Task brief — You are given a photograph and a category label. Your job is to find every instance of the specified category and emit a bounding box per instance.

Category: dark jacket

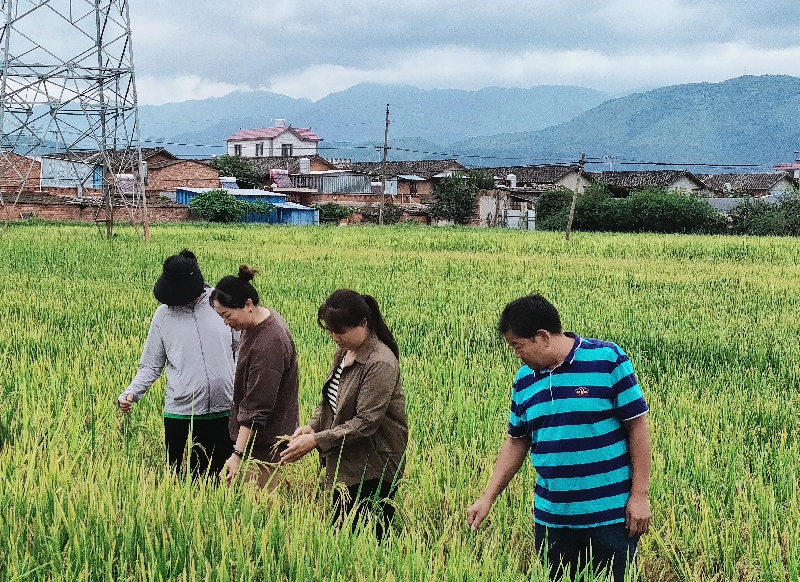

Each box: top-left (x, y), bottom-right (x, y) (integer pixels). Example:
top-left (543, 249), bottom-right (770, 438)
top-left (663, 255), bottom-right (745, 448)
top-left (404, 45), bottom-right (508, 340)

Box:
top-left (309, 333), bottom-right (408, 488)
top-left (231, 310), bottom-right (299, 462)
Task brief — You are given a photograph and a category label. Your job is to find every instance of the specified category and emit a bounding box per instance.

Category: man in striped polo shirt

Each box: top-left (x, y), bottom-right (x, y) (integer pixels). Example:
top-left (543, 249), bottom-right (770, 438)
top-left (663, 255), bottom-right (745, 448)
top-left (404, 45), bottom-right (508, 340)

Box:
top-left (467, 294), bottom-right (652, 582)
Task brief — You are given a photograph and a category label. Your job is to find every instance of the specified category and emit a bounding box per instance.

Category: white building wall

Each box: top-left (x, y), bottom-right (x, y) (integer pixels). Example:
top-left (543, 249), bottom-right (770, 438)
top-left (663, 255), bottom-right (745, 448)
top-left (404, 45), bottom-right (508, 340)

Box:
top-left (227, 132), bottom-right (318, 157)
top-left (769, 178), bottom-right (796, 195)
top-left (669, 176), bottom-right (702, 193)
top-left (555, 171), bottom-right (592, 193)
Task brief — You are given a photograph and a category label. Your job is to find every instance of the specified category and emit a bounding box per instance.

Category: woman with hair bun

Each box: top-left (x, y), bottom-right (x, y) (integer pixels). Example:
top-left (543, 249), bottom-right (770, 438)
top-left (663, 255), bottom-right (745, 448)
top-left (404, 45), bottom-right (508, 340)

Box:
top-left (281, 289), bottom-right (408, 540)
top-left (211, 265), bottom-right (299, 490)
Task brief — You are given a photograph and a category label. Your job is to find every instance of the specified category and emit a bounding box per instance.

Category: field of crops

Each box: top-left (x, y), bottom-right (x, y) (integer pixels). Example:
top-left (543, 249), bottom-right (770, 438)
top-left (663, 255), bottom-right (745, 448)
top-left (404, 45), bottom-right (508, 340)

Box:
top-left (1, 222), bottom-right (798, 581)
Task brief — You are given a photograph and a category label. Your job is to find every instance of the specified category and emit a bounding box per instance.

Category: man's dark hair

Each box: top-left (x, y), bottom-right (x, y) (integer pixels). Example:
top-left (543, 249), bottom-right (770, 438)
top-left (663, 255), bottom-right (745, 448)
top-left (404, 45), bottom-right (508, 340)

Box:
top-left (498, 294), bottom-right (562, 338)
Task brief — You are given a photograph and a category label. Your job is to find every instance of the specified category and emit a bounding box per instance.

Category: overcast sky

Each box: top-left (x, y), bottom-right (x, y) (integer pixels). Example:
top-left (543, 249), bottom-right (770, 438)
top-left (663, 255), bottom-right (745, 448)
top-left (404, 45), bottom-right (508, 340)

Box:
top-left (130, 0), bottom-right (800, 105)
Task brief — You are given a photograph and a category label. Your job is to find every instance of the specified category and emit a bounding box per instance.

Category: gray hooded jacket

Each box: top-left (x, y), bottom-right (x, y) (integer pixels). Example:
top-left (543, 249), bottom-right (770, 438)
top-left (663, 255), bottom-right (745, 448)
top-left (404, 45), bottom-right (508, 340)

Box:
top-left (119, 287), bottom-right (239, 416)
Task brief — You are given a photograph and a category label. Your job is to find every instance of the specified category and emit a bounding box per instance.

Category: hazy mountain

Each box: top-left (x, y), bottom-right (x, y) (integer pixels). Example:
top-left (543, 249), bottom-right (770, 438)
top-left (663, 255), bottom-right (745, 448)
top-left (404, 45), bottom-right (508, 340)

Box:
top-left (453, 75), bottom-right (800, 169)
top-left (138, 76), bottom-right (800, 167)
top-left (137, 83), bottom-right (609, 158)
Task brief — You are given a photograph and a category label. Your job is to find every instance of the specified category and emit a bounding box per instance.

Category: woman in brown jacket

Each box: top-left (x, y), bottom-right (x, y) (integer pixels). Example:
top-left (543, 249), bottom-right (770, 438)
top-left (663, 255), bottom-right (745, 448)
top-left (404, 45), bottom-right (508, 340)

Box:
top-left (281, 289), bottom-right (407, 539)
top-left (211, 265), bottom-right (300, 491)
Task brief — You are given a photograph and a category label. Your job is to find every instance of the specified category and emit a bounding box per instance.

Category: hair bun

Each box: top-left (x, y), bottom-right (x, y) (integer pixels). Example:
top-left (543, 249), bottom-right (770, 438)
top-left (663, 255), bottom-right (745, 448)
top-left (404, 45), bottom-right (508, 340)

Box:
top-left (178, 248), bottom-right (197, 262)
top-left (237, 264), bottom-right (258, 282)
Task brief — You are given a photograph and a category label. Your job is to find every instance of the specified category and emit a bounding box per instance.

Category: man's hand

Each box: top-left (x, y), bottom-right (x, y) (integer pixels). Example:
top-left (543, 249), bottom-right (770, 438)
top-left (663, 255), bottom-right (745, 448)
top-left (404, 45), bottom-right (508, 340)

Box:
top-left (280, 431), bottom-right (317, 464)
top-left (625, 493), bottom-right (652, 538)
top-left (466, 495), bottom-right (494, 531)
top-left (118, 392), bottom-right (134, 413)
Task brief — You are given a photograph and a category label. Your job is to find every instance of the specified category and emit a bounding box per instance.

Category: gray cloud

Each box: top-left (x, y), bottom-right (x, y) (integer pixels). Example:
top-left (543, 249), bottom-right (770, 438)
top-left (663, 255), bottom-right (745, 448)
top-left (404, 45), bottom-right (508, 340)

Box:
top-left (126, 0), bottom-right (800, 103)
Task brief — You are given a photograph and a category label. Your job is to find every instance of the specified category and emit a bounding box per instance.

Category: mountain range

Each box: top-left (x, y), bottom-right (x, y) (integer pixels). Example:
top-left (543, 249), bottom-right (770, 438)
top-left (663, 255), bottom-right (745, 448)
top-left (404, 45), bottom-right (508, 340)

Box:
top-left (138, 76), bottom-right (800, 169)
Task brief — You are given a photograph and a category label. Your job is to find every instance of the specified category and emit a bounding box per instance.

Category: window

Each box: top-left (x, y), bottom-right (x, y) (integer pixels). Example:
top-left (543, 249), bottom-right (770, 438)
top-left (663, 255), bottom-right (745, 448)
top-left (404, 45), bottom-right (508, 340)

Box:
top-left (409, 182), bottom-right (418, 195)
top-left (281, 143), bottom-right (293, 157)
top-left (255, 143), bottom-right (264, 157)
top-left (233, 144), bottom-right (242, 156)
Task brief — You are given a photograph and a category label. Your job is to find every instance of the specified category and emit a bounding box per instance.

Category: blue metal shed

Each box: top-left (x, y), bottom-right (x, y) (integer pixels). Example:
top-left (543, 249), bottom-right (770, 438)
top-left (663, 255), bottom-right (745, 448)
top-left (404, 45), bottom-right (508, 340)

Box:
top-left (175, 188), bottom-right (318, 225)
top-left (277, 202), bottom-right (319, 226)
top-left (175, 188), bottom-right (287, 206)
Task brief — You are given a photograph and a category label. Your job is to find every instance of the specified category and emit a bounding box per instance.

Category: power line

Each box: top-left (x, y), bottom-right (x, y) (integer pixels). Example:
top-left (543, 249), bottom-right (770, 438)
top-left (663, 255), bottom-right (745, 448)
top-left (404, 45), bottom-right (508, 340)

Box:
top-left (132, 140), bottom-right (787, 172)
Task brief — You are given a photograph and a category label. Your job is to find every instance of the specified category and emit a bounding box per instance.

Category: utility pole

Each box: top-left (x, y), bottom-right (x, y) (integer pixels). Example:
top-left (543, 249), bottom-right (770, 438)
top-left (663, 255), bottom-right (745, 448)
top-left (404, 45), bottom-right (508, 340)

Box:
top-left (565, 153), bottom-right (586, 241)
top-left (379, 104), bottom-right (389, 225)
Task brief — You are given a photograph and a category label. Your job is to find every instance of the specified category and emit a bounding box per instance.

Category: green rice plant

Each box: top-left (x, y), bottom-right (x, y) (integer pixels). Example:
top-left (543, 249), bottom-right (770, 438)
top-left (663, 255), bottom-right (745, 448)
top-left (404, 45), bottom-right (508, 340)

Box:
top-left (0, 223), bottom-right (798, 581)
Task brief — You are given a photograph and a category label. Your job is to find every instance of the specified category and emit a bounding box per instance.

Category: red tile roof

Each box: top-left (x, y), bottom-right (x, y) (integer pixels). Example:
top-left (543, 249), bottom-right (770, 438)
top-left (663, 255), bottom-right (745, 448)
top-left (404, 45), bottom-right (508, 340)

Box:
top-left (227, 126), bottom-right (321, 142)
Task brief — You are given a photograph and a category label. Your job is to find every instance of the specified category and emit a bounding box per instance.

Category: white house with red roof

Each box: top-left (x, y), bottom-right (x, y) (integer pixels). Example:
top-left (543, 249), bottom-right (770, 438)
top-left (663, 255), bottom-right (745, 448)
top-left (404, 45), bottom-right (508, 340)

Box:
top-left (226, 119), bottom-right (321, 158)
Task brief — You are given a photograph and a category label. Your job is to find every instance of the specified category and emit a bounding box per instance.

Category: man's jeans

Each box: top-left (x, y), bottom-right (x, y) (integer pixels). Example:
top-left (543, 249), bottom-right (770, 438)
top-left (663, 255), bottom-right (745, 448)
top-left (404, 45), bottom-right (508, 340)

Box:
top-left (535, 522), bottom-right (639, 581)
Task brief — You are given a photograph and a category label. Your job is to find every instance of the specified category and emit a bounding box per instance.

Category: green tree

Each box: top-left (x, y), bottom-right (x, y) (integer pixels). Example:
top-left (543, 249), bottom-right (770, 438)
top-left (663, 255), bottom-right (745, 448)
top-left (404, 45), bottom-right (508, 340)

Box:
top-left (430, 172), bottom-right (480, 225)
top-left (317, 202), bottom-right (353, 224)
top-left (534, 189), bottom-right (572, 231)
top-left (361, 201), bottom-right (402, 225)
top-left (206, 155), bottom-right (263, 188)
top-left (189, 189), bottom-right (248, 223)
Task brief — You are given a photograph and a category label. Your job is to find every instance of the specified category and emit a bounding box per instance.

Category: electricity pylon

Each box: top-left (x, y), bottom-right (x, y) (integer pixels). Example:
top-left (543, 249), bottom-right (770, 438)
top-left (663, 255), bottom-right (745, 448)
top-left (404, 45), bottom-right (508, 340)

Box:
top-left (0, 0), bottom-right (148, 238)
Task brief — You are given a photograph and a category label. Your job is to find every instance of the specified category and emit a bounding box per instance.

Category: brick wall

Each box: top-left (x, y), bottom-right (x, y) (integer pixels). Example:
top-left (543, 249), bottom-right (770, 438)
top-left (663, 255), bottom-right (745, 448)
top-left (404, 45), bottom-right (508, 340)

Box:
top-left (147, 161), bottom-right (219, 194)
top-left (396, 180), bottom-right (428, 204)
top-left (0, 153), bottom-right (42, 192)
top-left (8, 201), bottom-right (190, 222)
top-left (294, 192), bottom-right (386, 206)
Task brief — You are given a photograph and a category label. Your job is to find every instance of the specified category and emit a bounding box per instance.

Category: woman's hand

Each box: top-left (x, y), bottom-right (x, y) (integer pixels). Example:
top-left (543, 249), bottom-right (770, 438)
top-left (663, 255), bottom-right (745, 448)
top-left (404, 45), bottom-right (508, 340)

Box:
top-left (291, 425), bottom-right (315, 438)
top-left (223, 454), bottom-right (241, 487)
top-left (117, 393), bottom-right (134, 413)
top-left (280, 430), bottom-right (317, 464)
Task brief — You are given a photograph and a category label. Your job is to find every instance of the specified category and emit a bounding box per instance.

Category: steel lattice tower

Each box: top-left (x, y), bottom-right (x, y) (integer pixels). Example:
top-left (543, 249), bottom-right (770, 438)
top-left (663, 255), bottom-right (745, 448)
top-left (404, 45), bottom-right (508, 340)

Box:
top-left (0, 0), bottom-right (148, 238)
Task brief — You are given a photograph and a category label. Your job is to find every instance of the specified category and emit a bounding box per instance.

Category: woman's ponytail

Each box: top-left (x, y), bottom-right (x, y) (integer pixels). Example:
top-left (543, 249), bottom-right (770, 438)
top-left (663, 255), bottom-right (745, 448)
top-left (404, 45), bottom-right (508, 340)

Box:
top-left (361, 294), bottom-right (399, 359)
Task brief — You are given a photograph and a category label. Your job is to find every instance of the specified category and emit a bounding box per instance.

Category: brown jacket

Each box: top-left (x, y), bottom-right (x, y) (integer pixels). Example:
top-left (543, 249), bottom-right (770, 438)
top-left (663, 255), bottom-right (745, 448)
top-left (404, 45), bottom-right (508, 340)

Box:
top-left (309, 333), bottom-right (408, 488)
top-left (231, 310), bottom-right (299, 462)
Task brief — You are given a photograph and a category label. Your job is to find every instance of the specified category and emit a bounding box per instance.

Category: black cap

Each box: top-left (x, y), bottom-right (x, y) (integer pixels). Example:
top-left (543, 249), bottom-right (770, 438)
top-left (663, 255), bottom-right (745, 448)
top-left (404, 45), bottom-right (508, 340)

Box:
top-left (153, 250), bottom-right (205, 306)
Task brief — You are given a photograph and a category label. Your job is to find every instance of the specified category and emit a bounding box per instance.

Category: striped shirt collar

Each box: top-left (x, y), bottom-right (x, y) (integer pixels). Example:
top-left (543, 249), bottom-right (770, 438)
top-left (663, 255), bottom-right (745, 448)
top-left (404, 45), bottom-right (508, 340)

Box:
top-left (534, 332), bottom-right (581, 375)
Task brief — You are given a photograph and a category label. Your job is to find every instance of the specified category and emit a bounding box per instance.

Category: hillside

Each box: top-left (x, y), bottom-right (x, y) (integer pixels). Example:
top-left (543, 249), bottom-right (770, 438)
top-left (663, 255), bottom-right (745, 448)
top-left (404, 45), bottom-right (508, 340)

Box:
top-left (454, 75), bottom-right (800, 168)
top-left (137, 83), bottom-right (609, 158)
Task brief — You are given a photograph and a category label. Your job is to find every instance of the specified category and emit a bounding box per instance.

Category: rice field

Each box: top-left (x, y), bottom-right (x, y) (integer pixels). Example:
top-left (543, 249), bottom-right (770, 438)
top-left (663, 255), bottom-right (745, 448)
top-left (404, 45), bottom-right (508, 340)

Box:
top-left (0, 221), bottom-right (798, 581)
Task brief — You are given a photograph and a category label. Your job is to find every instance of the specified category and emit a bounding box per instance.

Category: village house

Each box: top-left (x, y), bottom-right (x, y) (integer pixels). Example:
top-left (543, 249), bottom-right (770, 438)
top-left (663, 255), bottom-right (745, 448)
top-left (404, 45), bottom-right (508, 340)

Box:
top-left (223, 155), bottom-right (366, 205)
top-left (145, 158), bottom-right (220, 197)
top-left (0, 148), bottom-right (216, 222)
top-left (347, 159), bottom-right (467, 203)
top-left (476, 165), bottom-right (592, 226)
top-left (588, 170), bottom-right (707, 197)
top-left (774, 157), bottom-right (800, 181)
top-left (226, 119), bottom-right (321, 158)
top-left (41, 147), bottom-right (220, 199)
top-left (698, 172), bottom-right (797, 198)
top-left (486, 164), bottom-right (590, 194)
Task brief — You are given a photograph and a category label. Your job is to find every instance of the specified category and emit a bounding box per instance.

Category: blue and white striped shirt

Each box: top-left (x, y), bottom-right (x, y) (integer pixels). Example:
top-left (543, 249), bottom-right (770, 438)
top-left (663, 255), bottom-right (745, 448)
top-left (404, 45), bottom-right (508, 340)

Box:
top-left (508, 334), bottom-right (648, 528)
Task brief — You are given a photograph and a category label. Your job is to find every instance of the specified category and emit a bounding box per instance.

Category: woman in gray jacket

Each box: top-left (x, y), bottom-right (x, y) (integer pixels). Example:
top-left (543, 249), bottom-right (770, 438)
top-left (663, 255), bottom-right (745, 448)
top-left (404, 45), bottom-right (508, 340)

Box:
top-left (118, 249), bottom-right (238, 479)
top-left (281, 289), bottom-right (408, 540)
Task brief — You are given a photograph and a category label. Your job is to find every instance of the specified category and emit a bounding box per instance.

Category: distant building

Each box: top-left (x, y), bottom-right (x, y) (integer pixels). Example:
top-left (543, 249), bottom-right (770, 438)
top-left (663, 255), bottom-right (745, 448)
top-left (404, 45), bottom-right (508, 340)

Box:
top-left (774, 158), bottom-right (800, 182)
top-left (146, 158), bottom-right (220, 197)
top-left (589, 170), bottom-right (706, 197)
top-left (346, 159), bottom-right (467, 203)
top-left (698, 172), bottom-right (797, 197)
top-left (226, 119), bottom-right (321, 158)
top-left (483, 164), bottom-right (590, 194)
